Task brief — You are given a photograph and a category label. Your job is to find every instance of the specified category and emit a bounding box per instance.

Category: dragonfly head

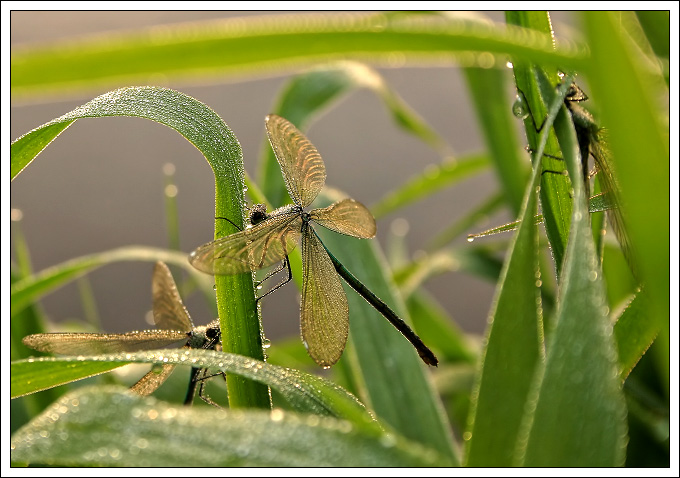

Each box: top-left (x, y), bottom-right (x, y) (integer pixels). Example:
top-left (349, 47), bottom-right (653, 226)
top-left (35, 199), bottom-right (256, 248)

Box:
top-left (249, 204), bottom-right (269, 226)
top-left (187, 319), bottom-right (222, 350)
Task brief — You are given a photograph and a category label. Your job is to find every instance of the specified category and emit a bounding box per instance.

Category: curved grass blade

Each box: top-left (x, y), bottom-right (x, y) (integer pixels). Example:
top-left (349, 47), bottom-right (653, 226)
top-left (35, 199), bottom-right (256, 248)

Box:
top-left (11, 349), bottom-right (377, 430)
top-left (10, 87), bottom-right (268, 407)
top-left (11, 13), bottom-right (586, 101)
top-left (11, 386), bottom-right (450, 467)
top-left (260, 61), bottom-right (449, 207)
top-left (371, 154), bottom-right (490, 220)
top-left (10, 246), bottom-right (209, 317)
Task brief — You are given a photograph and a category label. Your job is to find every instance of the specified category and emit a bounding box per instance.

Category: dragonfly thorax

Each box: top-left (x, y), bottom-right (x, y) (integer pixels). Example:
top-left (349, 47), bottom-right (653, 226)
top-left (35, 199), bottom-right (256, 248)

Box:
top-left (186, 319), bottom-right (221, 350)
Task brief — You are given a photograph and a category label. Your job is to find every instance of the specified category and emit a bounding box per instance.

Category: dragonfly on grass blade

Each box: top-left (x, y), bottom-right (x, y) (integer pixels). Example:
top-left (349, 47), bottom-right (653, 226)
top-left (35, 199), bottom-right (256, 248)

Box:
top-left (189, 114), bottom-right (438, 368)
top-left (489, 80), bottom-right (637, 277)
top-left (23, 262), bottom-right (223, 406)
top-left (561, 83), bottom-right (636, 276)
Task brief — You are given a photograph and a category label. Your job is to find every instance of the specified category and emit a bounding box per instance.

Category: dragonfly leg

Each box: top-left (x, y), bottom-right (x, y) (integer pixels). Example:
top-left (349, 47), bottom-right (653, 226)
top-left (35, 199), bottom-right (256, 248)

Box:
top-left (185, 367), bottom-right (226, 408)
top-left (255, 256), bottom-right (293, 303)
top-left (215, 216), bottom-right (242, 233)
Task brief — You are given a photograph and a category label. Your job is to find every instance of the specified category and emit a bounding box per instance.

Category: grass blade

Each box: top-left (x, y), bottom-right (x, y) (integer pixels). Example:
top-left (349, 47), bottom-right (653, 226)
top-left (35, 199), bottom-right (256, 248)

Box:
top-left (11, 13), bottom-right (586, 100)
top-left (11, 386), bottom-right (450, 467)
top-left (10, 86), bottom-right (268, 408)
top-left (516, 86), bottom-right (628, 467)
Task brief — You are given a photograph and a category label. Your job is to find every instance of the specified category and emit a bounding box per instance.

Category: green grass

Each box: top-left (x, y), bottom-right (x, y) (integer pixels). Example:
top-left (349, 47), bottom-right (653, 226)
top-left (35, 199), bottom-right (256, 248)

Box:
top-left (10, 11), bottom-right (669, 467)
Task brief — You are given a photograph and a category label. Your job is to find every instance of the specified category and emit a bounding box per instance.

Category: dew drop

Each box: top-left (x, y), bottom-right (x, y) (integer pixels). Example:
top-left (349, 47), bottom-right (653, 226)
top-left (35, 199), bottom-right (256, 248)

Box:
top-left (270, 408), bottom-right (285, 422)
top-left (466, 235), bottom-right (475, 243)
top-left (512, 94), bottom-right (529, 119)
top-left (164, 184), bottom-right (178, 198)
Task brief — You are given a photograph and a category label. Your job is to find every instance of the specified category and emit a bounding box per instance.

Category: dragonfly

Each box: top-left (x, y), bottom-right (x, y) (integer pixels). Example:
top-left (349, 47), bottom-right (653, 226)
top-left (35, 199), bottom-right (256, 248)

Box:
top-left (189, 114), bottom-right (438, 368)
top-left (562, 83), bottom-right (636, 276)
top-left (508, 80), bottom-right (636, 277)
top-left (22, 261), bottom-right (223, 405)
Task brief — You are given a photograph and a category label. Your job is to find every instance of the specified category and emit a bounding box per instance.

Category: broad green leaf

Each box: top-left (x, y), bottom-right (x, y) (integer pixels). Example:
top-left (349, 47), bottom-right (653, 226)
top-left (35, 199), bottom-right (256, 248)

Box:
top-left (261, 61), bottom-right (448, 208)
top-left (11, 349), bottom-right (376, 431)
top-left (581, 11), bottom-right (669, 390)
top-left (10, 86), bottom-right (268, 408)
top-left (11, 13), bottom-right (587, 100)
top-left (11, 387), bottom-right (449, 467)
top-left (314, 193), bottom-right (458, 464)
top-left (12, 360), bottom-right (128, 398)
top-left (371, 154), bottom-right (490, 220)
top-left (613, 290), bottom-right (658, 381)
top-left (517, 87), bottom-right (628, 467)
top-left (11, 246), bottom-right (208, 317)
top-left (464, 76), bottom-right (567, 467)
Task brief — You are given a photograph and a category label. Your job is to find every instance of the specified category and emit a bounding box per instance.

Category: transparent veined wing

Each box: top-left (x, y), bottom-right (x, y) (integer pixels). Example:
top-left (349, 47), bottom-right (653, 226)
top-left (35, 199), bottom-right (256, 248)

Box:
top-left (310, 198), bottom-right (377, 239)
top-left (300, 225), bottom-right (349, 367)
top-left (189, 208), bottom-right (303, 275)
top-left (152, 261), bottom-right (194, 332)
top-left (22, 330), bottom-right (188, 355)
top-left (590, 134), bottom-right (637, 275)
top-left (129, 363), bottom-right (177, 396)
top-left (265, 114), bottom-right (326, 208)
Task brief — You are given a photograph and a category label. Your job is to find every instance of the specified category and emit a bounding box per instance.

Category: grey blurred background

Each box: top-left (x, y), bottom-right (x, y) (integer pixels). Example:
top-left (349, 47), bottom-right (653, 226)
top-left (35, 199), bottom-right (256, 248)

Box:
top-left (10, 11), bottom-right (576, 341)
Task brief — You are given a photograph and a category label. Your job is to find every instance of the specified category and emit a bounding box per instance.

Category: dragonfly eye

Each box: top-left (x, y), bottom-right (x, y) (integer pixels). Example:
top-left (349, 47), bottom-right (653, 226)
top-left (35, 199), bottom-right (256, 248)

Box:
top-left (206, 327), bottom-right (221, 341)
top-left (249, 204), bottom-right (269, 226)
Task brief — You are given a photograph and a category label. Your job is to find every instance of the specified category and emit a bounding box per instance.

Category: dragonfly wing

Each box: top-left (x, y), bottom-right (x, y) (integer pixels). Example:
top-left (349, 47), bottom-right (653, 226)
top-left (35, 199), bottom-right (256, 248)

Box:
top-left (590, 137), bottom-right (638, 276)
top-left (310, 198), bottom-right (377, 239)
top-left (22, 330), bottom-right (188, 355)
top-left (129, 363), bottom-right (176, 396)
top-left (189, 211), bottom-right (303, 275)
top-left (152, 262), bottom-right (194, 331)
top-left (265, 114), bottom-right (326, 208)
top-left (300, 225), bottom-right (349, 367)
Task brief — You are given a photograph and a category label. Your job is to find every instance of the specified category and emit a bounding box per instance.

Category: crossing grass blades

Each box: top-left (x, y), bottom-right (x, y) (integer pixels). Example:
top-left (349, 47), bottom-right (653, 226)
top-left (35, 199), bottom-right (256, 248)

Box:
top-left (473, 79), bottom-right (636, 279)
top-left (22, 262), bottom-right (224, 406)
top-left (189, 114), bottom-right (438, 368)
